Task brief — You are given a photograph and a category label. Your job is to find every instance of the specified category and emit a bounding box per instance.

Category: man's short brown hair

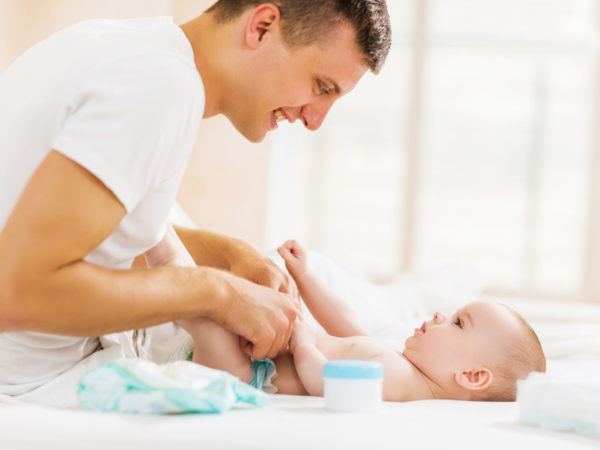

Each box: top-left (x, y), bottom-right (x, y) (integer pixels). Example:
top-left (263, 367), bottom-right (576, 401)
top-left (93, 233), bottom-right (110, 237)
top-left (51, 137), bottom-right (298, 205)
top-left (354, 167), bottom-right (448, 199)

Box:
top-left (206, 0), bottom-right (392, 74)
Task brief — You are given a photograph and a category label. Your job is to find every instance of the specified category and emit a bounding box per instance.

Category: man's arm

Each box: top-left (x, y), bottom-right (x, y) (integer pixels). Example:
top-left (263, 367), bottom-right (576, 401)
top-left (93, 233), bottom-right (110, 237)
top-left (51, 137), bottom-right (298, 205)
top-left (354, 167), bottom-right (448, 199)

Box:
top-left (278, 240), bottom-right (369, 338)
top-left (174, 226), bottom-right (298, 300)
top-left (0, 151), bottom-right (298, 359)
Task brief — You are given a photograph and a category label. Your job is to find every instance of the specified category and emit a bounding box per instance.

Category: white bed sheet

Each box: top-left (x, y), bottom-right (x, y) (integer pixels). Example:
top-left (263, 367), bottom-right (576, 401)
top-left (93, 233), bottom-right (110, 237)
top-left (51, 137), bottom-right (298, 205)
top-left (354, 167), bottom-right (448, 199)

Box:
top-left (1, 394), bottom-right (598, 450)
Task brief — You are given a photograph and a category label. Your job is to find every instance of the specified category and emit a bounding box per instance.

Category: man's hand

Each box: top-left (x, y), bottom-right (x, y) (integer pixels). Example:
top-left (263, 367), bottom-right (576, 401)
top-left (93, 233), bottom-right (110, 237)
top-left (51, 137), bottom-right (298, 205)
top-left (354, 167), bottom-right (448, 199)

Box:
top-left (229, 241), bottom-right (299, 302)
top-left (210, 273), bottom-right (300, 360)
top-left (145, 226), bottom-right (299, 360)
top-left (173, 227), bottom-right (299, 303)
top-left (220, 240), bottom-right (301, 358)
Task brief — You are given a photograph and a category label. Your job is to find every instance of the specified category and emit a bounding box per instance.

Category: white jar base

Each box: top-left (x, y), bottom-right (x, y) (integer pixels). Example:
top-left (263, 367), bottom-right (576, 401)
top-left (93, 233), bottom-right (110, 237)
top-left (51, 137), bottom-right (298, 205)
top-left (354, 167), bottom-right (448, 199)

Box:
top-left (324, 378), bottom-right (383, 412)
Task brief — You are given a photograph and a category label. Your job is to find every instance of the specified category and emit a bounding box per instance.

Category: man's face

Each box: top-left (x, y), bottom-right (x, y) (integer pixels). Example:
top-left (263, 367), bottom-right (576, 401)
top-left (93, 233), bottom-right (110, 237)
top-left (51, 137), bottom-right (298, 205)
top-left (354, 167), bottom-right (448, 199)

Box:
top-left (226, 21), bottom-right (368, 143)
top-left (402, 301), bottom-right (523, 384)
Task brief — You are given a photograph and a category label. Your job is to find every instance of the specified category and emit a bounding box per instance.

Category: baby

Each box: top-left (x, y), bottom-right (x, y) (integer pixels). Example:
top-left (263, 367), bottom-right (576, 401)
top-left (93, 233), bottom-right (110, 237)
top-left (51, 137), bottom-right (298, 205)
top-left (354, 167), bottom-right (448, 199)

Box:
top-left (149, 229), bottom-right (546, 401)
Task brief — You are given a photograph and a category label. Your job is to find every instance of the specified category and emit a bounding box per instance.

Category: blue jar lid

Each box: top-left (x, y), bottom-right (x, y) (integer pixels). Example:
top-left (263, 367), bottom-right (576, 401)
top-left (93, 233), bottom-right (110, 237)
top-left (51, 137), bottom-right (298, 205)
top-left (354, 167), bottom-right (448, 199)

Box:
top-left (323, 360), bottom-right (383, 380)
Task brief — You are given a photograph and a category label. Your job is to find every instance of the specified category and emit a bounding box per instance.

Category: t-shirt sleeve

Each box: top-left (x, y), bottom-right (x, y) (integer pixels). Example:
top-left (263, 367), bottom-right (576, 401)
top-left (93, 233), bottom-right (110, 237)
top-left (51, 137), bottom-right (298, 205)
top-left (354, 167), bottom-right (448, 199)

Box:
top-left (51, 55), bottom-right (203, 212)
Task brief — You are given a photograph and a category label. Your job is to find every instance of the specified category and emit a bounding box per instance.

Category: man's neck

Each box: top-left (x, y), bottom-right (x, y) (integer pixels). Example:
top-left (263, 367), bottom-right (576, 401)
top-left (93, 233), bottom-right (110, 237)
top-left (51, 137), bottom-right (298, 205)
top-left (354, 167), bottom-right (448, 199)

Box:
top-left (179, 13), bottom-right (230, 119)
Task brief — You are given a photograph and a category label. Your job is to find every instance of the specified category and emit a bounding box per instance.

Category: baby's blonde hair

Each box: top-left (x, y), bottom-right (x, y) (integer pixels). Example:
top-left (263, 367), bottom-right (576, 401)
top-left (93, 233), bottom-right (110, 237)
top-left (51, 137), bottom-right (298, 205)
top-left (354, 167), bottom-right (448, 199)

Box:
top-left (476, 305), bottom-right (546, 402)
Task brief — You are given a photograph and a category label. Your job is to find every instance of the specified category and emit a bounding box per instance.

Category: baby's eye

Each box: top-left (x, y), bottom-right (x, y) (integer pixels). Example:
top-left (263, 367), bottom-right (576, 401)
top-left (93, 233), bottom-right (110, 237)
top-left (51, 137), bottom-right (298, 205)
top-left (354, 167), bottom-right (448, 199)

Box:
top-left (454, 317), bottom-right (463, 329)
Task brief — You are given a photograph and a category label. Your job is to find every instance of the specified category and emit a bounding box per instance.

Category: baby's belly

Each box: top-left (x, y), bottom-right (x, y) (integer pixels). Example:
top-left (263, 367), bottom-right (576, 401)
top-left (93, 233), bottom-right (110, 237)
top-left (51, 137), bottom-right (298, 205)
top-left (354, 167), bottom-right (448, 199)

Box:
top-left (271, 335), bottom-right (391, 395)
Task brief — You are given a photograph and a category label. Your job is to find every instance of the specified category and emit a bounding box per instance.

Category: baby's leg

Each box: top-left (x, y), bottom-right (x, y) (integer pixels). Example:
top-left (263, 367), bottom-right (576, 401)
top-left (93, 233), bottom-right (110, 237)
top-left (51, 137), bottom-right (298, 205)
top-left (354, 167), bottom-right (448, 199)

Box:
top-left (144, 225), bottom-right (253, 382)
top-left (177, 317), bottom-right (253, 384)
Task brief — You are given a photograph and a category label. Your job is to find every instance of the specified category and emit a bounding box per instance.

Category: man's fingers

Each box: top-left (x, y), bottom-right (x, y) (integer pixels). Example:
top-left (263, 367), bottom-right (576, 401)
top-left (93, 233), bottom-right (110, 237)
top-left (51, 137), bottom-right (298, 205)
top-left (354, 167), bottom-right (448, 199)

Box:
top-left (256, 264), bottom-right (299, 305)
top-left (266, 329), bottom-right (289, 359)
top-left (248, 330), bottom-right (268, 361)
top-left (276, 301), bottom-right (299, 355)
top-left (281, 321), bottom-right (295, 353)
top-left (239, 336), bottom-right (253, 357)
top-left (250, 343), bottom-right (268, 361)
top-left (277, 273), bottom-right (299, 299)
top-left (252, 299), bottom-right (298, 360)
top-left (226, 279), bottom-right (300, 361)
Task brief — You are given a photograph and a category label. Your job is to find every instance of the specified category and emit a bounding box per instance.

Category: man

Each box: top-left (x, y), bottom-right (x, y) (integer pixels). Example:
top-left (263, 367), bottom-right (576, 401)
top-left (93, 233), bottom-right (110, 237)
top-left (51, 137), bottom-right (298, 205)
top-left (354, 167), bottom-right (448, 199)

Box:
top-left (0, 0), bottom-right (391, 398)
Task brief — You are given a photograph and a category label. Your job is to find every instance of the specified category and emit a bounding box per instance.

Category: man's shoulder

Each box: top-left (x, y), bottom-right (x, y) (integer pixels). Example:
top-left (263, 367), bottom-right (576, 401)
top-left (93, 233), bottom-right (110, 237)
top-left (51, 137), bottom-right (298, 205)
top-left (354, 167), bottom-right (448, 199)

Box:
top-left (63, 16), bottom-right (198, 86)
top-left (64, 16), bottom-right (178, 40)
top-left (81, 49), bottom-right (204, 114)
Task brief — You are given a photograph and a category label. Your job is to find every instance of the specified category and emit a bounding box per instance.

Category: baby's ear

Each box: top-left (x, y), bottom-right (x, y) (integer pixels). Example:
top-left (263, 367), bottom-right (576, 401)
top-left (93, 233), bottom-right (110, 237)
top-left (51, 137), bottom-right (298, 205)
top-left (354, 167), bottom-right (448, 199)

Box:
top-left (454, 367), bottom-right (493, 391)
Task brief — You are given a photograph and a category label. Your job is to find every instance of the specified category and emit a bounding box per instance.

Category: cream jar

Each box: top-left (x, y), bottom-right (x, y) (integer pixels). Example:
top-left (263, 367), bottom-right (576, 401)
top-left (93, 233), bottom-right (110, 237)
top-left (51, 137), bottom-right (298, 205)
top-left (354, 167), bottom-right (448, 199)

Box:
top-left (323, 360), bottom-right (384, 412)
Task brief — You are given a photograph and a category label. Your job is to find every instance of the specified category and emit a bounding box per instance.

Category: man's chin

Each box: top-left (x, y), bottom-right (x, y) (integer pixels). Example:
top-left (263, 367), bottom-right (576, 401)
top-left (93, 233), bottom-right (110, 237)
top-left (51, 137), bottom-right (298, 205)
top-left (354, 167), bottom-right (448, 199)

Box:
top-left (229, 120), bottom-right (268, 143)
top-left (246, 132), bottom-right (267, 144)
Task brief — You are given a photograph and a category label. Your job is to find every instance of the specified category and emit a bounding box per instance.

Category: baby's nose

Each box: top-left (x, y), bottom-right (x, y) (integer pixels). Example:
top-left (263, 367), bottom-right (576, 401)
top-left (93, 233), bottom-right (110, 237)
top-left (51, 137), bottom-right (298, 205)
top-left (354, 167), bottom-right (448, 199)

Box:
top-left (433, 312), bottom-right (446, 324)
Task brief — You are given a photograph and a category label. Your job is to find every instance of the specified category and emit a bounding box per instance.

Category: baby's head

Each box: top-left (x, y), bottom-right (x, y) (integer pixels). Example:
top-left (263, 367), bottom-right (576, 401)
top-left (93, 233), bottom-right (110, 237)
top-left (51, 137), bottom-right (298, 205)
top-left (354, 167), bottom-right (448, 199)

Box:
top-left (402, 301), bottom-right (546, 401)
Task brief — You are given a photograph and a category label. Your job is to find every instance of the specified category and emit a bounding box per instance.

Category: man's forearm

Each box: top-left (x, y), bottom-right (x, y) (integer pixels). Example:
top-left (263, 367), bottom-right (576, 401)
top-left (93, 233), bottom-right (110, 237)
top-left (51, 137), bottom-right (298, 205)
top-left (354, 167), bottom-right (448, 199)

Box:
top-left (2, 261), bottom-right (229, 336)
top-left (174, 226), bottom-right (248, 270)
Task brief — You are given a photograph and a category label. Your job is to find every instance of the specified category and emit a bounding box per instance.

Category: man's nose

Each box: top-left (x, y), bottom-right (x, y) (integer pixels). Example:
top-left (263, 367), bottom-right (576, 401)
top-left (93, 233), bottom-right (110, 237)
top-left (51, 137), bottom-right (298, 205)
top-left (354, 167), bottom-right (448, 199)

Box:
top-left (300, 98), bottom-right (335, 131)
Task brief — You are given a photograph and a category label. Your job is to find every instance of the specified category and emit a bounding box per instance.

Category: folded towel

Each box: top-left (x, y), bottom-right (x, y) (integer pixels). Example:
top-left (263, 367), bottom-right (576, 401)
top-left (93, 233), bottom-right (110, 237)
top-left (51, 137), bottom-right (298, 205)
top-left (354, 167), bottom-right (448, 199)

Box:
top-left (78, 359), bottom-right (269, 414)
top-left (517, 362), bottom-right (600, 438)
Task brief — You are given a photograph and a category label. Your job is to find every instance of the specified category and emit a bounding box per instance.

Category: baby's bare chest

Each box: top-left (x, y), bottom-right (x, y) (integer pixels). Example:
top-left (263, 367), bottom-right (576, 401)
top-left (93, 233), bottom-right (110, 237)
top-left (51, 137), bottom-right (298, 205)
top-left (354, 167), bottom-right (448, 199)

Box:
top-left (316, 335), bottom-right (395, 361)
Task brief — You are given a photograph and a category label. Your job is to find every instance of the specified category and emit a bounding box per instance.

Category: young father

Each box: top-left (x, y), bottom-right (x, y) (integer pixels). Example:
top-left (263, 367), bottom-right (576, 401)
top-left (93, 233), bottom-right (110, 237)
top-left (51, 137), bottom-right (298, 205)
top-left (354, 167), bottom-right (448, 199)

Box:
top-left (0, 0), bottom-right (391, 398)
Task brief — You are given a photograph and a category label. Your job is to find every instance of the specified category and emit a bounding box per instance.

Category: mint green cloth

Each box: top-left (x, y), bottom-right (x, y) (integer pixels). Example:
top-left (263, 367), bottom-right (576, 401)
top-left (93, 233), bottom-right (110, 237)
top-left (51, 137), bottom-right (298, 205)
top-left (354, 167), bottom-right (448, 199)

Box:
top-left (77, 359), bottom-right (269, 414)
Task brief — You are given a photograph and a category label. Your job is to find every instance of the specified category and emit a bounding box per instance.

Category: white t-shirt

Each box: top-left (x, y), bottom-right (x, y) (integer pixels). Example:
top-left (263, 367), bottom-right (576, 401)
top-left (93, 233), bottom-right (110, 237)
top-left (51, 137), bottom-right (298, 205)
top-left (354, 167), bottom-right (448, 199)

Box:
top-left (0, 17), bottom-right (204, 395)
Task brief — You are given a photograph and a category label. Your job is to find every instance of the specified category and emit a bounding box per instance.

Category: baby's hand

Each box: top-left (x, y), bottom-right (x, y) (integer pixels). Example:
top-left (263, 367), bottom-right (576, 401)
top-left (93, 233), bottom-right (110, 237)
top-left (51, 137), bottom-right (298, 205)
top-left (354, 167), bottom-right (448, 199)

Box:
top-left (289, 317), bottom-right (316, 353)
top-left (277, 239), bottom-right (308, 278)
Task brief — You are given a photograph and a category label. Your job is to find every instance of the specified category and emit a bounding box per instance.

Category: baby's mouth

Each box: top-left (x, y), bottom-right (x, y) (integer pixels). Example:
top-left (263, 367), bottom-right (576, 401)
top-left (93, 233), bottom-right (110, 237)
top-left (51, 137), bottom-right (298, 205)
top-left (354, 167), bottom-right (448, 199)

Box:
top-left (414, 321), bottom-right (426, 335)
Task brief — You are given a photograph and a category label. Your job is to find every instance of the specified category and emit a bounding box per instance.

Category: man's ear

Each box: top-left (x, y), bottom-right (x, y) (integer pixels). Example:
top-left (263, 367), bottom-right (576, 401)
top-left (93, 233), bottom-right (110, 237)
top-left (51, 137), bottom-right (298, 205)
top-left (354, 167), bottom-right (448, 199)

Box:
top-left (454, 367), bottom-right (493, 391)
top-left (245, 4), bottom-right (281, 49)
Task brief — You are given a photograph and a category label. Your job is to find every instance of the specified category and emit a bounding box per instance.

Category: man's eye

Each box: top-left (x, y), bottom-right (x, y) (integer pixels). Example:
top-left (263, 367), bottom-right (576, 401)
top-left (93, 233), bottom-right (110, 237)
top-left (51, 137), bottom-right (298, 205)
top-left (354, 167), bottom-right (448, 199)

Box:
top-left (454, 317), bottom-right (462, 329)
top-left (319, 83), bottom-right (331, 95)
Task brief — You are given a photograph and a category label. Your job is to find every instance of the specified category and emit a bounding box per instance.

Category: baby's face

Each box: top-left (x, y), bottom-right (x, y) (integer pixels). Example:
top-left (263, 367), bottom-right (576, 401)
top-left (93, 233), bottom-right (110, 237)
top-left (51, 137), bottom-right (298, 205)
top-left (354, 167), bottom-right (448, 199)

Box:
top-left (402, 301), bottom-right (523, 384)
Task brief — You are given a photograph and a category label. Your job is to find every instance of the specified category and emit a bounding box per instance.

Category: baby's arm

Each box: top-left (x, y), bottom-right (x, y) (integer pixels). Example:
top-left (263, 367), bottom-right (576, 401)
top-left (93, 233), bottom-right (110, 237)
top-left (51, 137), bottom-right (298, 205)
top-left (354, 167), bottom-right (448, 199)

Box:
top-left (278, 240), bottom-right (369, 338)
top-left (289, 319), bottom-right (327, 396)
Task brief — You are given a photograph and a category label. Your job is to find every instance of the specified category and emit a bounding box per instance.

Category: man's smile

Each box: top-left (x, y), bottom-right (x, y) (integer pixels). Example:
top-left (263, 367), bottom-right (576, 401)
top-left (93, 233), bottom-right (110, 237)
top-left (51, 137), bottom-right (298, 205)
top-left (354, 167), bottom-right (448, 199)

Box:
top-left (274, 108), bottom-right (286, 122)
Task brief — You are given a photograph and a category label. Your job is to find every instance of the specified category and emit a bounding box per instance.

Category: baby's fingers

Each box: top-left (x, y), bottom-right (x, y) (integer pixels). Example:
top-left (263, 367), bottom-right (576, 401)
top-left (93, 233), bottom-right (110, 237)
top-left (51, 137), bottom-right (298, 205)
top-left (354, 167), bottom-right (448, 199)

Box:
top-left (277, 245), bottom-right (295, 261)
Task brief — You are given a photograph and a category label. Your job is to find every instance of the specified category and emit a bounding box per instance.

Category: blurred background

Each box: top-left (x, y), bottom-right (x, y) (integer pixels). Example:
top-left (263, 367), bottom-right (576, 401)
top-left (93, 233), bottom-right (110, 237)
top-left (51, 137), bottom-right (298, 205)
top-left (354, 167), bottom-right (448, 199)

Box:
top-left (2, 0), bottom-right (599, 303)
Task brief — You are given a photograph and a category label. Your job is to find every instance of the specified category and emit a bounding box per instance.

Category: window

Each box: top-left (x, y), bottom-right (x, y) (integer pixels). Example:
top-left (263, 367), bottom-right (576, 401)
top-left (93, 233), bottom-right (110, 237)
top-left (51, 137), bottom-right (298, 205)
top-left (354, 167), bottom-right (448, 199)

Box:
top-left (266, 0), bottom-right (600, 301)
